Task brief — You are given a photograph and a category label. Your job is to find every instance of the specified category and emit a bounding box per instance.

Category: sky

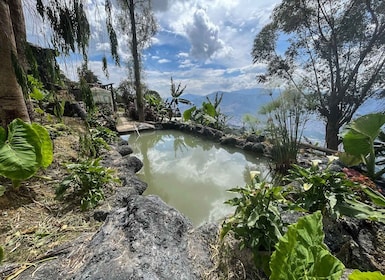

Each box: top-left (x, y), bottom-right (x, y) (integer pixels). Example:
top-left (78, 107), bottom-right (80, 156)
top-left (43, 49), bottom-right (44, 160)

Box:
top-left (24, 0), bottom-right (282, 97)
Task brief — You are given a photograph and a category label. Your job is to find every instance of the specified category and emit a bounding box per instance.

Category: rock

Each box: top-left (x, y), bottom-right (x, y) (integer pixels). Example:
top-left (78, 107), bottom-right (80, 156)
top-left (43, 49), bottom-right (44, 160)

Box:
top-left (242, 142), bottom-right (254, 151)
top-left (220, 136), bottom-right (238, 146)
top-left (251, 143), bottom-right (265, 154)
top-left (246, 134), bottom-right (265, 143)
top-left (117, 145), bottom-right (133, 156)
top-left (12, 196), bottom-right (215, 280)
top-left (324, 217), bottom-right (385, 273)
top-left (121, 155), bottom-right (143, 173)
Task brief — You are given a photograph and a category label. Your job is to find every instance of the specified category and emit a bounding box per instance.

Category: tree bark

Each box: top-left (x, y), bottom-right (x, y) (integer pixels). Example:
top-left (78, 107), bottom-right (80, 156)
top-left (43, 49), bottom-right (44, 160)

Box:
top-left (0, 0), bottom-right (30, 128)
top-left (129, 0), bottom-right (144, 122)
top-left (325, 116), bottom-right (340, 151)
top-left (8, 0), bottom-right (27, 71)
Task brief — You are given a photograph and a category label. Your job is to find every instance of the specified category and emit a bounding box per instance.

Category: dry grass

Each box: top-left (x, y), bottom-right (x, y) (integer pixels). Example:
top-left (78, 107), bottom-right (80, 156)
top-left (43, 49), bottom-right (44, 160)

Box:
top-left (0, 117), bottom-right (102, 264)
top-left (207, 233), bottom-right (267, 280)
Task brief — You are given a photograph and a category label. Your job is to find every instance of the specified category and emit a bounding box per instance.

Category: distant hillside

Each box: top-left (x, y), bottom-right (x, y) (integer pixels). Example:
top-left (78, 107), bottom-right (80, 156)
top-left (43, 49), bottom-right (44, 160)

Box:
top-left (180, 88), bottom-right (277, 126)
top-left (176, 88), bottom-right (383, 145)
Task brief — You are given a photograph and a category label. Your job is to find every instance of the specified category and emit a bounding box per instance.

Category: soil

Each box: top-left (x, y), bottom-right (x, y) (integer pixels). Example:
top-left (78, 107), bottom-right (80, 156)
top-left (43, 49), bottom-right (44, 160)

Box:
top-left (0, 117), bottom-right (102, 263)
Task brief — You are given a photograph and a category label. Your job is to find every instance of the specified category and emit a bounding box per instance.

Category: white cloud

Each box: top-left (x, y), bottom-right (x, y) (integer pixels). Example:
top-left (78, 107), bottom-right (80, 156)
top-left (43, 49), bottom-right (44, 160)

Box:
top-left (158, 58), bottom-right (171, 64)
top-left (25, 0), bottom-right (282, 96)
top-left (185, 8), bottom-right (227, 60)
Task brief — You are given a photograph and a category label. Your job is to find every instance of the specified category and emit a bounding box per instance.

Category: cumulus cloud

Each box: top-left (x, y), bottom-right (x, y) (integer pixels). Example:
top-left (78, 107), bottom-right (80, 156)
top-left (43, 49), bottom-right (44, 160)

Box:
top-left (185, 8), bottom-right (226, 60)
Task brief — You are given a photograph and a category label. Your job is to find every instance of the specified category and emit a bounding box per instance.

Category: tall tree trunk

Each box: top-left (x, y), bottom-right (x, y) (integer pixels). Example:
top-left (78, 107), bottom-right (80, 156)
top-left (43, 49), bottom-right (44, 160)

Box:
top-left (9, 0), bottom-right (34, 121)
top-left (9, 0), bottom-right (27, 71)
top-left (129, 0), bottom-right (144, 122)
top-left (0, 0), bottom-right (30, 128)
top-left (325, 116), bottom-right (340, 151)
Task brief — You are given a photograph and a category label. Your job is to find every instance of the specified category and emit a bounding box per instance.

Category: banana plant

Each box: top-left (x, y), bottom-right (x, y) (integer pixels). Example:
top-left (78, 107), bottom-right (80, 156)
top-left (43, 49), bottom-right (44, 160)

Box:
top-left (340, 113), bottom-right (385, 180)
top-left (0, 118), bottom-right (53, 188)
top-left (168, 77), bottom-right (191, 120)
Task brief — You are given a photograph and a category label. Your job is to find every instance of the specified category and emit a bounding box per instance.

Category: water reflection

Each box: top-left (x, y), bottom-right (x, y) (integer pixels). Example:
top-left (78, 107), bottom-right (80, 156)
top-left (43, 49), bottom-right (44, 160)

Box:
top-left (122, 130), bottom-right (270, 226)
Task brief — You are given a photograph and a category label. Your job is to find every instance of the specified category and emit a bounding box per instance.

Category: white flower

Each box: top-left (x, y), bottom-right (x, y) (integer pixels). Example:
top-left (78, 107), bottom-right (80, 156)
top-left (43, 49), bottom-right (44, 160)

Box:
top-left (327, 155), bottom-right (339, 163)
top-left (250, 171), bottom-right (260, 180)
top-left (311, 159), bottom-right (322, 167)
top-left (303, 183), bottom-right (313, 191)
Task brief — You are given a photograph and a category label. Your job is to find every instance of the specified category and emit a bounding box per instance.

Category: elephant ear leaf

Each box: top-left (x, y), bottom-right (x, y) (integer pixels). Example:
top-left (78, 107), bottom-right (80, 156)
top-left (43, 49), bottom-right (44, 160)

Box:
top-left (0, 119), bottom-right (41, 181)
top-left (270, 211), bottom-right (345, 280)
top-left (342, 113), bottom-right (385, 157)
top-left (32, 123), bottom-right (53, 168)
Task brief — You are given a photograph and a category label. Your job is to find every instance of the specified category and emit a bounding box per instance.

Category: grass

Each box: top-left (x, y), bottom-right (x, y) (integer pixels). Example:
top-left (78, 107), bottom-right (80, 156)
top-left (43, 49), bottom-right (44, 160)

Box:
top-left (0, 117), bottom-right (103, 264)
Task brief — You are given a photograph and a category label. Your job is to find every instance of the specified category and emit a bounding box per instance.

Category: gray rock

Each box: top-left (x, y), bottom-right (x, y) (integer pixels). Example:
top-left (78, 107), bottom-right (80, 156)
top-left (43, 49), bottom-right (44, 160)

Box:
top-left (220, 136), bottom-right (237, 146)
top-left (246, 134), bottom-right (265, 143)
top-left (121, 155), bottom-right (143, 173)
top-left (251, 143), bottom-right (265, 154)
top-left (324, 217), bottom-right (385, 273)
top-left (12, 196), bottom-right (214, 280)
top-left (117, 145), bottom-right (133, 156)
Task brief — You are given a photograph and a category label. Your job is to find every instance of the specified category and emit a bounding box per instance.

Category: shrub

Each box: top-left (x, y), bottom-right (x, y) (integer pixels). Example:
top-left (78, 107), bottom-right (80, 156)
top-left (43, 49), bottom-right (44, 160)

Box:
top-left (56, 158), bottom-right (119, 210)
top-left (221, 173), bottom-right (284, 272)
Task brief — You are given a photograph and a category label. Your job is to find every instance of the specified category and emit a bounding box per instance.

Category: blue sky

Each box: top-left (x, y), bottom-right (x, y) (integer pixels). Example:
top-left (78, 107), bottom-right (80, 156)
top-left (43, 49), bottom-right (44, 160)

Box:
top-left (25, 0), bottom-right (282, 97)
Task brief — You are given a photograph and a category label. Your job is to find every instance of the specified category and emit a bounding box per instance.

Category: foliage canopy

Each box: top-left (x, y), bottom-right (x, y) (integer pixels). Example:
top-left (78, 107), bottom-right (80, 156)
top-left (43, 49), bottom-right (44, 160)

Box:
top-left (252, 0), bottom-right (385, 149)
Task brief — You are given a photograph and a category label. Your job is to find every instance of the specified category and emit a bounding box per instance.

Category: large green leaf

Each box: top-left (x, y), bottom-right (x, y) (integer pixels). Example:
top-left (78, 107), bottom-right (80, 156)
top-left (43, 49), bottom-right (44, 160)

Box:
top-left (348, 270), bottom-right (385, 279)
top-left (0, 119), bottom-right (41, 181)
top-left (32, 123), bottom-right (53, 168)
top-left (342, 113), bottom-right (385, 157)
top-left (337, 199), bottom-right (385, 224)
top-left (183, 106), bottom-right (196, 121)
top-left (270, 211), bottom-right (345, 280)
top-left (349, 113), bottom-right (385, 139)
top-left (202, 102), bottom-right (216, 117)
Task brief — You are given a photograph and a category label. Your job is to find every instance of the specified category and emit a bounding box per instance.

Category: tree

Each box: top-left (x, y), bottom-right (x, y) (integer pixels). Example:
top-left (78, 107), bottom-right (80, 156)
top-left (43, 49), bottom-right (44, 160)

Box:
top-left (77, 63), bottom-right (100, 84)
top-left (252, 0), bottom-right (385, 150)
top-left (112, 0), bottom-right (157, 122)
top-left (0, 0), bottom-right (91, 127)
top-left (0, 0), bottom-right (30, 127)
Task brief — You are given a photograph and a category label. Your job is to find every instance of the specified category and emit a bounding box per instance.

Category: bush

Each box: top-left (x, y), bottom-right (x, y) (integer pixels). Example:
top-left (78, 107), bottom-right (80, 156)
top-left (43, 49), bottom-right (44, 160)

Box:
top-left (56, 158), bottom-right (119, 210)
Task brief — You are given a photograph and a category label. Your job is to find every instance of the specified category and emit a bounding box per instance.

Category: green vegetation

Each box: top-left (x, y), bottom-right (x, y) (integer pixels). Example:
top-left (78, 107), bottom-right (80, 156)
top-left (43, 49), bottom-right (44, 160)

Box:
top-left (56, 158), bottom-right (119, 210)
top-left (0, 246), bottom-right (4, 264)
top-left (183, 92), bottom-right (227, 130)
top-left (223, 110), bottom-right (385, 277)
top-left (221, 173), bottom-right (284, 273)
top-left (284, 160), bottom-right (357, 217)
top-left (348, 270), bottom-right (385, 280)
top-left (252, 0), bottom-right (385, 150)
top-left (340, 113), bottom-right (385, 180)
top-left (0, 118), bottom-right (53, 189)
top-left (168, 77), bottom-right (190, 120)
top-left (260, 88), bottom-right (310, 173)
top-left (270, 211), bottom-right (345, 280)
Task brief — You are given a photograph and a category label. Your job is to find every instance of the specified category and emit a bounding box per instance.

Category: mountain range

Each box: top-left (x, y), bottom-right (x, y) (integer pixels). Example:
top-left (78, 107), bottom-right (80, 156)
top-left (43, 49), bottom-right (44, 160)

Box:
top-left (177, 87), bottom-right (383, 145)
top-left (180, 88), bottom-right (276, 127)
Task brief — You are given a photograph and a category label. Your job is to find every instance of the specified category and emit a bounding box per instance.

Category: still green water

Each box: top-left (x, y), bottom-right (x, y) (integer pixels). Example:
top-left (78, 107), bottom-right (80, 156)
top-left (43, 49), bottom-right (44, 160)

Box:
top-left (122, 130), bottom-right (270, 227)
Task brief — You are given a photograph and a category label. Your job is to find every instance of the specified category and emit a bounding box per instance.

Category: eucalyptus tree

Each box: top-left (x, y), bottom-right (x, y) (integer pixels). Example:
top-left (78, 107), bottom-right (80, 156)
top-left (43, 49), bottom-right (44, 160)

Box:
top-left (252, 0), bottom-right (385, 150)
top-left (110, 0), bottom-right (157, 122)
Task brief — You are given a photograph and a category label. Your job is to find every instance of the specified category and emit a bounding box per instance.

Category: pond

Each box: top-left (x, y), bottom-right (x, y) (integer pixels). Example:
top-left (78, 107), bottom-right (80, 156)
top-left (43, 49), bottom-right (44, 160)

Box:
top-left (122, 130), bottom-right (270, 227)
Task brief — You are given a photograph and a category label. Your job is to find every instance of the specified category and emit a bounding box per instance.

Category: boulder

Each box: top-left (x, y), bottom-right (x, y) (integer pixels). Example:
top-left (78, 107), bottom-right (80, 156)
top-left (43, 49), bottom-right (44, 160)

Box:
top-left (117, 145), bottom-right (133, 156)
top-left (8, 196), bottom-right (215, 280)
